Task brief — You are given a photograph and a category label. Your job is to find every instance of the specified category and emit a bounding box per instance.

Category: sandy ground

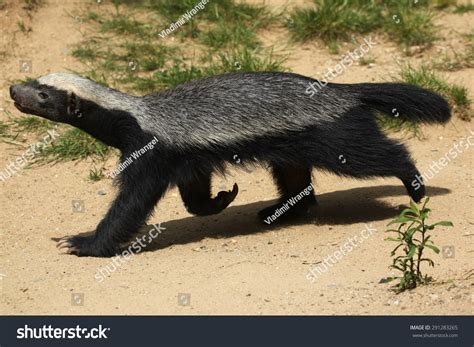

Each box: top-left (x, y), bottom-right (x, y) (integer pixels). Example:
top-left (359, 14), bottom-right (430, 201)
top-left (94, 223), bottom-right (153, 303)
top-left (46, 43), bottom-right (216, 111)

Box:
top-left (0, 0), bottom-right (473, 315)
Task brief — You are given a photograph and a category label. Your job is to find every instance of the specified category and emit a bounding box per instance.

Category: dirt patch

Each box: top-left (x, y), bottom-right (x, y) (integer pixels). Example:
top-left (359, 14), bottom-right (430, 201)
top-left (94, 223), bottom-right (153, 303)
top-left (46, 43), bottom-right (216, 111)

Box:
top-left (0, 0), bottom-right (473, 315)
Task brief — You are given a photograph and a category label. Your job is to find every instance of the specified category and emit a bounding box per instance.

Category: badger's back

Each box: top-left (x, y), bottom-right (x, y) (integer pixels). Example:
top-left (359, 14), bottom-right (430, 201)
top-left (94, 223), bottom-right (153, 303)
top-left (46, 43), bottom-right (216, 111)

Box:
top-left (139, 72), bottom-right (358, 147)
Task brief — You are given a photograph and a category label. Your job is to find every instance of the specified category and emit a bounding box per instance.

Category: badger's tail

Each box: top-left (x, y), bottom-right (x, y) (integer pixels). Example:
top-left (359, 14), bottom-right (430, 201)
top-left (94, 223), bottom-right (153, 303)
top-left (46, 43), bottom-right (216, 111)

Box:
top-left (354, 83), bottom-right (452, 124)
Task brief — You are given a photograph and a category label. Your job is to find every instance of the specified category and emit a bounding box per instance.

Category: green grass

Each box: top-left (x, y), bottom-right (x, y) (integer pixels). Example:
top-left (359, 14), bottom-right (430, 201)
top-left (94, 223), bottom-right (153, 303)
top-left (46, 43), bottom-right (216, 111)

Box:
top-left (11, 76), bottom-right (35, 84)
top-left (425, 31), bottom-right (473, 71)
top-left (431, 47), bottom-right (474, 71)
top-left (149, 0), bottom-right (274, 24)
top-left (12, 116), bottom-right (55, 133)
top-left (384, 5), bottom-right (436, 49)
top-left (199, 20), bottom-right (260, 50)
top-left (37, 127), bottom-right (110, 162)
top-left (17, 20), bottom-right (32, 34)
top-left (23, 0), bottom-right (43, 12)
top-left (398, 65), bottom-right (471, 120)
top-left (454, 3), bottom-right (474, 13)
top-left (376, 114), bottom-right (423, 139)
top-left (287, 0), bottom-right (439, 52)
top-left (114, 0), bottom-right (278, 43)
top-left (101, 16), bottom-right (149, 36)
top-left (89, 166), bottom-right (105, 181)
top-left (287, 0), bottom-right (382, 43)
top-left (0, 120), bottom-right (9, 137)
top-left (72, 45), bottom-right (102, 61)
top-left (196, 1), bottom-right (276, 48)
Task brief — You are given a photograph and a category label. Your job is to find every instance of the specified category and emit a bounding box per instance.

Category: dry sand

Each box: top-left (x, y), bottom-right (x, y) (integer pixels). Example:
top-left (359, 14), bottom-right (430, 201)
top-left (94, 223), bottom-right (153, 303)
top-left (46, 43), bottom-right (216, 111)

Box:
top-left (0, 0), bottom-right (472, 315)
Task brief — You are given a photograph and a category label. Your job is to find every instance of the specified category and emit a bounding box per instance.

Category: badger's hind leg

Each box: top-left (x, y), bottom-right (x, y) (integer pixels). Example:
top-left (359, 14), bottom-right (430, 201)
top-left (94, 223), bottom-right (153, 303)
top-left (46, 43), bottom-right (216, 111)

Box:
top-left (179, 170), bottom-right (238, 216)
top-left (258, 163), bottom-right (317, 223)
top-left (330, 125), bottom-right (426, 203)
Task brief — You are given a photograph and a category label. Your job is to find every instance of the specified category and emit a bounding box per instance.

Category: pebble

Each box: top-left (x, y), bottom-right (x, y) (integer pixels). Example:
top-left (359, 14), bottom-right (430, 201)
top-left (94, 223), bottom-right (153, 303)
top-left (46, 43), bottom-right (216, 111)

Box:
top-left (97, 190), bottom-right (106, 195)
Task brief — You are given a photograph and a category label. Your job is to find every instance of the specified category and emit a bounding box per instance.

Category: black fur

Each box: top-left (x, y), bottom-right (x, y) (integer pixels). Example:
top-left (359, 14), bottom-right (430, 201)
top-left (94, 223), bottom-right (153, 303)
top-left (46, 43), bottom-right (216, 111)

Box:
top-left (9, 72), bottom-right (451, 257)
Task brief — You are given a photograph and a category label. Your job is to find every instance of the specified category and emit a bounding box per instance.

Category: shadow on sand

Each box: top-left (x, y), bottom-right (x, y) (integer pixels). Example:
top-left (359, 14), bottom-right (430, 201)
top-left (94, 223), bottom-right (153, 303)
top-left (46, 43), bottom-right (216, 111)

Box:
top-left (52, 185), bottom-right (450, 253)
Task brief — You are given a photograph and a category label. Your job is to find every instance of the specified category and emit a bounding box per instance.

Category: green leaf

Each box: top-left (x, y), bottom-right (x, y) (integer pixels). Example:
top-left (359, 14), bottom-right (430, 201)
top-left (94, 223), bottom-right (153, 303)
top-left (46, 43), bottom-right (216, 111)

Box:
top-left (379, 277), bottom-right (397, 283)
top-left (409, 199), bottom-right (420, 215)
top-left (430, 221), bottom-right (454, 228)
top-left (420, 210), bottom-right (430, 220)
top-left (388, 216), bottom-right (417, 225)
top-left (420, 197), bottom-right (430, 211)
top-left (386, 229), bottom-right (405, 235)
top-left (406, 226), bottom-right (421, 239)
top-left (385, 237), bottom-right (402, 242)
top-left (407, 245), bottom-right (417, 259)
top-left (400, 208), bottom-right (417, 218)
top-left (424, 244), bottom-right (440, 254)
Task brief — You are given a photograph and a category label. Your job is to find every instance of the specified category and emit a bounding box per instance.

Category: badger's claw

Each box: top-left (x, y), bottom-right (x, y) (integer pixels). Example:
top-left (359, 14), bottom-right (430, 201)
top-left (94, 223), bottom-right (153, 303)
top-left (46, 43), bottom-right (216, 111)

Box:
top-left (56, 236), bottom-right (81, 254)
top-left (56, 235), bottom-right (113, 257)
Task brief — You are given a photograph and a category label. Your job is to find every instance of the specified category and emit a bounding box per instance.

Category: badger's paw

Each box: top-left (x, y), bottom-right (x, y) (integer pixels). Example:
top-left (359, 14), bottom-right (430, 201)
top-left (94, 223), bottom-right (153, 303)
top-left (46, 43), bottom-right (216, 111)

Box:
top-left (214, 183), bottom-right (239, 211)
top-left (56, 235), bottom-right (116, 257)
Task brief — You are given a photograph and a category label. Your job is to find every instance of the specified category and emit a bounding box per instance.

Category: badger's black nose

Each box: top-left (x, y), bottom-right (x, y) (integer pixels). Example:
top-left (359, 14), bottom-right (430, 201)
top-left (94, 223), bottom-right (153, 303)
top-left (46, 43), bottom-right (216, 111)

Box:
top-left (9, 85), bottom-right (17, 100)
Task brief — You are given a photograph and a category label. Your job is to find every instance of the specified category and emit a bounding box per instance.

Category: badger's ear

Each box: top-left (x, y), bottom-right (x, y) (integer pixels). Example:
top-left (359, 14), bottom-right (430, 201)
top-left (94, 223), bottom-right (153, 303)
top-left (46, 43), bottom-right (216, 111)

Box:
top-left (67, 91), bottom-right (82, 118)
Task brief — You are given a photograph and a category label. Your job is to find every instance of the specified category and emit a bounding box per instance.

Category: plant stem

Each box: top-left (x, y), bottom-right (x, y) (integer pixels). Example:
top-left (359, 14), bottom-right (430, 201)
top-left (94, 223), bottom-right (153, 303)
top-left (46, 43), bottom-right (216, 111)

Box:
top-left (417, 218), bottom-right (426, 282)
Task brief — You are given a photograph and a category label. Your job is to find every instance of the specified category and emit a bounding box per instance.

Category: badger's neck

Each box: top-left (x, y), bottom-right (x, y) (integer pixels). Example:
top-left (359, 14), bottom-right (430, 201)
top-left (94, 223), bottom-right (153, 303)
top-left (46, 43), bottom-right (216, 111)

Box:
top-left (68, 87), bottom-right (151, 150)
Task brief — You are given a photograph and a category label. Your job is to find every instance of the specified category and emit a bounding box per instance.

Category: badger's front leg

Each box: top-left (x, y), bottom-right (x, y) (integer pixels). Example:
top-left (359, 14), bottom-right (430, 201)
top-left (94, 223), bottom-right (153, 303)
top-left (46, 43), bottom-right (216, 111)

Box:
top-left (57, 168), bottom-right (168, 257)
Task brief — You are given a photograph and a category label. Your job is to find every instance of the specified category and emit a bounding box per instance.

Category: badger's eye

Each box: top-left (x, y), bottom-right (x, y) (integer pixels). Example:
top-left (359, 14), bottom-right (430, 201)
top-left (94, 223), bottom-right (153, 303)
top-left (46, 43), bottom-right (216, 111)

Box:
top-left (38, 92), bottom-right (49, 100)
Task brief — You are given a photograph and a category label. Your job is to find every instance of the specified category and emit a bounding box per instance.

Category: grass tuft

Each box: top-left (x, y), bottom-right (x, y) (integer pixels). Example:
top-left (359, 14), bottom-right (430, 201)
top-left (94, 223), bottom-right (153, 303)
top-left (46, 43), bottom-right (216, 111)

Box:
top-left (287, 0), bottom-right (382, 43)
top-left (37, 128), bottom-right (110, 162)
top-left (384, 5), bottom-right (436, 48)
top-left (89, 166), bottom-right (105, 181)
top-left (287, 0), bottom-right (439, 52)
top-left (12, 116), bottom-right (55, 133)
top-left (454, 3), bottom-right (474, 13)
top-left (0, 119), bottom-right (9, 137)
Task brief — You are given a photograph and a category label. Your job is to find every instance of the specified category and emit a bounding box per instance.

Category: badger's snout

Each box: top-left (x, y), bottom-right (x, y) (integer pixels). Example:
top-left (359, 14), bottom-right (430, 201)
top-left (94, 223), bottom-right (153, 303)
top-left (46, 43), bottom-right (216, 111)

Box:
top-left (9, 84), bottom-right (30, 105)
top-left (9, 85), bottom-right (18, 100)
top-left (10, 83), bottom-right (40, 115)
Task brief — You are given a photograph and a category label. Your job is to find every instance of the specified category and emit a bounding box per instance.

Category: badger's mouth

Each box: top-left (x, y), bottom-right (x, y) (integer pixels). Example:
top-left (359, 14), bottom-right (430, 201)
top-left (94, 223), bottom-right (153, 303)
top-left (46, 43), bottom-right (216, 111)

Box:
top-left (14, 101), bottom-right (36, 115)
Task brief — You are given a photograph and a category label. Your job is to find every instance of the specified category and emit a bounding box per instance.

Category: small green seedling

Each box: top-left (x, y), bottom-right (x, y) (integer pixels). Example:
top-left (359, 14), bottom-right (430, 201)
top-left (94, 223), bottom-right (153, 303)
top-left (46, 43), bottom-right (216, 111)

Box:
top-left (89, 166), bottom-right (105, 182)
top-left (384, 197), bottom-right (453, 292)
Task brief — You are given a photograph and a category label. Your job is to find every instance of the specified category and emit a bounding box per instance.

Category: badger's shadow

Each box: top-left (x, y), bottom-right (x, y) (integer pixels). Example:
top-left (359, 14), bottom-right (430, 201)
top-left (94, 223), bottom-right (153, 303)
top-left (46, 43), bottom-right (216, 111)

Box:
top-left (140, 185), bottom-right (450, 252)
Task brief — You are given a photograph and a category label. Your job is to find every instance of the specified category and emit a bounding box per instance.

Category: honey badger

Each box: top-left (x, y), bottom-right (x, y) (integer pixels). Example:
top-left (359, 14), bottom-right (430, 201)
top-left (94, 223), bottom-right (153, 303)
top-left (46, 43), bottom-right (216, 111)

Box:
top-left (10, 72), bottom-right (451, 257)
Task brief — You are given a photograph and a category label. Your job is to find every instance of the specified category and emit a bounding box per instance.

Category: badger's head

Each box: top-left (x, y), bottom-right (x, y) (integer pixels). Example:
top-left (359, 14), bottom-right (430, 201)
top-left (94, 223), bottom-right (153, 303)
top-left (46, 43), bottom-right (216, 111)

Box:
top-left (10, 73), bottom-right (147, 149)
top-left (10, 73), bottom-right (112, 122)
